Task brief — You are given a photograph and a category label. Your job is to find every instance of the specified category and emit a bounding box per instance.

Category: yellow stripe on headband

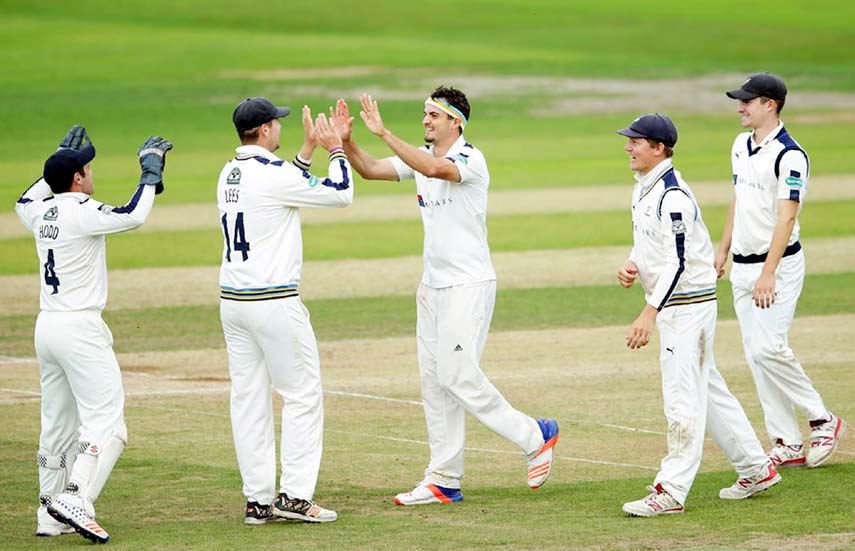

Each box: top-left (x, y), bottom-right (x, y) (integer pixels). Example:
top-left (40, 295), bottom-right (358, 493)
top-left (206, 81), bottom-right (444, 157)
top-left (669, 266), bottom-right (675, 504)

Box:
top-left (425, 97), bottom-right (468, 128)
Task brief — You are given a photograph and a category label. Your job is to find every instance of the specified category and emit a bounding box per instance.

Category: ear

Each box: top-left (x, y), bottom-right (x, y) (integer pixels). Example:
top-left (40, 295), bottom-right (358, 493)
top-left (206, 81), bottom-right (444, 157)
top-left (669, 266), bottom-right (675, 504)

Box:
top-left (654, 141), bottom-right (666, 157)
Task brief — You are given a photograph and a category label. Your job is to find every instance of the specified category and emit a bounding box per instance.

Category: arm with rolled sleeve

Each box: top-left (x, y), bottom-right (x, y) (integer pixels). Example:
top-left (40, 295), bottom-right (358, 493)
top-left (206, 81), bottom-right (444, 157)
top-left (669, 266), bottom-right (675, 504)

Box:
top-left (648, 190), bottom-right (696, 311)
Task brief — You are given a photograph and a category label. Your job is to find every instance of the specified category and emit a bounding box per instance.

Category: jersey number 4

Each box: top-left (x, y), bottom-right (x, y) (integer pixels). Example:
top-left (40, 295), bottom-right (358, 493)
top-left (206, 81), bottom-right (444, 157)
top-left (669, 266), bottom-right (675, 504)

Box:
top-left (44, 248), bottom-right (60, 295)
top-left (221, 212), bottom-right (251, 262)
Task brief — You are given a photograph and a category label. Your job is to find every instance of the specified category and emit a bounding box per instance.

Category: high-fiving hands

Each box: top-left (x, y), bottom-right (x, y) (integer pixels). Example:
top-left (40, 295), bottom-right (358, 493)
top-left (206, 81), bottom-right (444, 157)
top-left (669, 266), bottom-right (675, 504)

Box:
top-left (359, 94), bottom-right (388, 137)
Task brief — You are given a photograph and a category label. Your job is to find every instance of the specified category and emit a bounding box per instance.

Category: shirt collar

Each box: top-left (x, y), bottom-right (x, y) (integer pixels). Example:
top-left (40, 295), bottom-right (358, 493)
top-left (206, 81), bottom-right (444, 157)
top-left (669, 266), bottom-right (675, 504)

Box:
top-left (750, 121), bottom-right (784, 151)
top-left (634, 158), bottom-right (674, 195)
top-left (235, 144), bottom-right (281, 162)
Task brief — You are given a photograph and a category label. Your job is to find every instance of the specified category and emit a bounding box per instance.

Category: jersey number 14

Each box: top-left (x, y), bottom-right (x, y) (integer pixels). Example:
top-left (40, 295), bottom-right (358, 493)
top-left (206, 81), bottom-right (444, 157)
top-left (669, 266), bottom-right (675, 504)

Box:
top-left (221, 212), bottom-right (251, 262)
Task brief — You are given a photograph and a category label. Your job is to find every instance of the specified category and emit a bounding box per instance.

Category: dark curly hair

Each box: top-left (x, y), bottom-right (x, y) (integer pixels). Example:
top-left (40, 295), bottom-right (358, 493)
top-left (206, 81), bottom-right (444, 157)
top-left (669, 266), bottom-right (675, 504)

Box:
top-left (430, 85), bottom-right (470, 134)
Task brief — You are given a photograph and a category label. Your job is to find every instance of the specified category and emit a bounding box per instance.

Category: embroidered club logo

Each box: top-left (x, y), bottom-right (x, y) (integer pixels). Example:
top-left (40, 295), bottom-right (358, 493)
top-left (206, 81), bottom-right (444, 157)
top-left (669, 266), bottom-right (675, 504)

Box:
top-left (43, 206), bottom-right (58, 221)
top-left (227, 167), bottom-right (241, 185)
top-left (671, 219), bottom-right (687, 235)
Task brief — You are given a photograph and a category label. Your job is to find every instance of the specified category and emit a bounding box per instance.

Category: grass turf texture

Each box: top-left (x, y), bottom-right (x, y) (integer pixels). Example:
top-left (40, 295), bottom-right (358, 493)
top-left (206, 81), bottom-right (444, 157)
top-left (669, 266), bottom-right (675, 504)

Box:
top-left (2, 272), bottom-right (855, 358)
top-left (2, 1), bottom-right (854, 549)
top-left (4, 199), bottom-right (855, 275)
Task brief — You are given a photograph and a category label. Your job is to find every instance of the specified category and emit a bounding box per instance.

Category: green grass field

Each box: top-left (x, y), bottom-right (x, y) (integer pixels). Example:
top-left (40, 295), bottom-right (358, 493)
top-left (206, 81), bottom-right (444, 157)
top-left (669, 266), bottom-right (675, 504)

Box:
top-left (2, 1), bottom-right (854, 550)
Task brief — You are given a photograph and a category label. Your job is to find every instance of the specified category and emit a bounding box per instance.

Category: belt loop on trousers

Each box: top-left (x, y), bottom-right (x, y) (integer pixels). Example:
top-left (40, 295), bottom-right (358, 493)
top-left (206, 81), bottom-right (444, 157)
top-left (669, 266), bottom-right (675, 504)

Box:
top-left (732, 241), bottom-right (801, 264)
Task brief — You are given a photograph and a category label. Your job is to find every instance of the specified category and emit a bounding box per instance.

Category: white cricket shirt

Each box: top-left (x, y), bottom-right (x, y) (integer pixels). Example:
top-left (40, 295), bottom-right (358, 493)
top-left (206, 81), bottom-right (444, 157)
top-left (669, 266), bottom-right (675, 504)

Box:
top-left (628, 159), bottom-right (717, 310)
top-left (389, 135), bottom-right (496, 288)
top-left (731, 122), bottom-right (808, 256)
top-left (15, 179), bottom-right (155, 312)
top-left (217, 145), bottom-right (353, 300)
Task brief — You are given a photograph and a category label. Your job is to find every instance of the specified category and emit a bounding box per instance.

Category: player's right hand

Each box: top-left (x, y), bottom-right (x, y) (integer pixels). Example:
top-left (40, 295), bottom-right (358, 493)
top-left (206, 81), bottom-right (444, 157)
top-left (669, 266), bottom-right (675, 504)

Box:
top-left (330, 99), bottom-right (355, 142)
top-left (315, 113), bottom-right (342, 152)
top-left (58, 125), bottom-right (92, 151)
top-left (617, 260), bottom-right (639, 288)
top-left (714, 249), bottom-right (728, 279)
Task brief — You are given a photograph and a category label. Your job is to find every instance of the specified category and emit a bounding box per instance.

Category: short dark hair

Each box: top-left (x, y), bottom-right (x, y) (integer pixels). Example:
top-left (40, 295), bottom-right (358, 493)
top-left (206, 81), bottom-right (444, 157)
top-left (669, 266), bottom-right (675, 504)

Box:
top-left (430, 85), bottom-right (470, 134)
top-left (644, 138), bottom-right (674, 158)
top-left (759, 96), bottom-right (785, 114)
top-left (46, 168), bottom-right (85, 194)
top-left (238, 120), bottom-right (272, 144)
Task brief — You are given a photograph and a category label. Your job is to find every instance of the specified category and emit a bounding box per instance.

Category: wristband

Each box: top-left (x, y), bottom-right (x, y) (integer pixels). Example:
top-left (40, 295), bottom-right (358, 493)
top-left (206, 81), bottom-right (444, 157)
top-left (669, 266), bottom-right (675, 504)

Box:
top-left (328, 146), bottom-right (344, 155)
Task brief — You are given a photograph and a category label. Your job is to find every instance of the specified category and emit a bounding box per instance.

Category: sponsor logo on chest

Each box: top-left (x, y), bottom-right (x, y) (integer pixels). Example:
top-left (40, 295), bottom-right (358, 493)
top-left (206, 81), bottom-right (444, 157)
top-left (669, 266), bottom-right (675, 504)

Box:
top-left (417, 194), bottom-right (453, 208)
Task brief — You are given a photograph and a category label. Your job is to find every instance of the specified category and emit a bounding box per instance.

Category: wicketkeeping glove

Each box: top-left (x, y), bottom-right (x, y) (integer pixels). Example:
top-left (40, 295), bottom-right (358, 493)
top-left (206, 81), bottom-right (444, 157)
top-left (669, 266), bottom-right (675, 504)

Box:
top-left (138, 136), bottom-right (174, 194)
top-left (58, 125), bottom-right (92, 150)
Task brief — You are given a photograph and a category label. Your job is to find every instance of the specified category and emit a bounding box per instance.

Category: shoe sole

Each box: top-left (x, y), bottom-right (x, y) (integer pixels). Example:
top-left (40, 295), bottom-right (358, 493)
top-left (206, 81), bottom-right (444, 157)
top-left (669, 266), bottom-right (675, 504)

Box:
top-left (622, 505), bottom-right (684, 517)
top-left (529, 428), bottom-right (560, 490)
top-left (245, 516), bottom-right (280, 525)
top-left (807, 419), bottom-right (847, 468)
top-left (46, 505), bottom-right (109, 544)
top-left (272, 510), bottom-right (337, 523)
top-left (773, 458), bottom-right (806, 469)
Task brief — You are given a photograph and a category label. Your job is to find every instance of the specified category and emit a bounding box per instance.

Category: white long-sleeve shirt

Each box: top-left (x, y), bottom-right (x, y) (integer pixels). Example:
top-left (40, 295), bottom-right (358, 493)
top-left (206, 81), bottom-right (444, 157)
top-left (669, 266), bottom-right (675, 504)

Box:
top-left (217, 145), bottom-right (353, 300)
top-left (15, 179), bottom-right (155, 312)
top-left (389, 135), bottom-right (496, 288)
top-left (628, 159), bottom-right (717, 310)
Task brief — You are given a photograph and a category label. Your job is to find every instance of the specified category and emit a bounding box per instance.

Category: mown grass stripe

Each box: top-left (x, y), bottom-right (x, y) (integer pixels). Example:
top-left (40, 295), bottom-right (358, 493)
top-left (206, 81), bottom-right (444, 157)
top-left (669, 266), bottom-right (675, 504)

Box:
top-left (2, 272), bottom-right (854, 357)
top-left (3, 199), bottom-right (855, 276)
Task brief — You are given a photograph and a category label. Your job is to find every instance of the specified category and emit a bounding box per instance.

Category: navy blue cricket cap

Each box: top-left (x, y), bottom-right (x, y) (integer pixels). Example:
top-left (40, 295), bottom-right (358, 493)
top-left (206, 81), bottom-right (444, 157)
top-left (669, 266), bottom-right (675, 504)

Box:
top-left (616, 113), bottom-right (678, 148)
top-left (232, 97), bottom-right (290, 131)
top-left (43, 145), bottom-right (96, 189)
top-left (726, 73), bottom-right (787, 102)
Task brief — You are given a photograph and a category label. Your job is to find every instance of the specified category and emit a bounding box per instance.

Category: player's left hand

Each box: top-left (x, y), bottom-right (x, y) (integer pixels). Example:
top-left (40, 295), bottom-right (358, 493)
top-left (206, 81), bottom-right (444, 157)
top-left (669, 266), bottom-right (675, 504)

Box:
top-left (359, 94), bottom-right (388, 137)
top-left (138, 136), bottom-right (174, 193)
top-left (302, 105), bottom-right (319, 150)
top-left (752, 271), bottom-right (776, 309)
top-left (330, 99), bottom-right (355, 142)
top-left (58, 125), bottom-right (92, 151)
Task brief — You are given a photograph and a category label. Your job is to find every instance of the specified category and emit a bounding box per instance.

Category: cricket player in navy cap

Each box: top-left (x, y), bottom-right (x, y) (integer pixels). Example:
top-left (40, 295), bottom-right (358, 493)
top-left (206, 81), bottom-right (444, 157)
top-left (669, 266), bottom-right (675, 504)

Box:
top-left (616, 114), bottom-right (780, 517)
top-left (716, 73), bottom-right (846, 469)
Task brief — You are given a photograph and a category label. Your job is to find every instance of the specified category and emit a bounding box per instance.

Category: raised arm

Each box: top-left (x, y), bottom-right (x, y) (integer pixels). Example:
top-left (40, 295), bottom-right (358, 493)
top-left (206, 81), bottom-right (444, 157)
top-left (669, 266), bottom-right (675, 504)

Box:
top-left (359, 94), bottom-right (461, 182)
top-left (331, 98), bottom-right (398, 181)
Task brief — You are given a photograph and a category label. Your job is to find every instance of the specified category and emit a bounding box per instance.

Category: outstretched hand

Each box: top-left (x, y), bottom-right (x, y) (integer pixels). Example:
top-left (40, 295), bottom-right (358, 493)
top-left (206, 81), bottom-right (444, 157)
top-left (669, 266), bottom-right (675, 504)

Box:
top-left (329, 99), bottom-right (354, 142)
top-left (314, 113), bottom-right (342, 152)
top-left (359, 94), bottom-right (388, 137)
top-left (138, 136), bottom-right (174, 193)
top-left (58, 125), bottom-right (92, 151)
top-left (301, 105), bottom-right (319, 150)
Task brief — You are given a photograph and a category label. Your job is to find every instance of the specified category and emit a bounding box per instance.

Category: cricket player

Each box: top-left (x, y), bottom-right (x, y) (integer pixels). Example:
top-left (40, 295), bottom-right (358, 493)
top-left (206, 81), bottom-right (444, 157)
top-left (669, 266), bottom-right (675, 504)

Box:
top-left (716, 73), bottom-right (846, 468)
top-left (616, 114), bottom-right (780, 517)
top-left (331, 87), bottom-right (558, 505)
top-left (15, 126), bottom-right (172, 543)
top-left (218, 97), bottom-right (352, 524)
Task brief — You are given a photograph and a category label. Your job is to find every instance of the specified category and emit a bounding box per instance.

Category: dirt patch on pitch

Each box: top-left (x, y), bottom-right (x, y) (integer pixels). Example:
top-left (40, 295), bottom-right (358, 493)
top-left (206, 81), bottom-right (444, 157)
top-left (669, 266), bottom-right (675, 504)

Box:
top-left (2, 236), bottom-right (855, 316)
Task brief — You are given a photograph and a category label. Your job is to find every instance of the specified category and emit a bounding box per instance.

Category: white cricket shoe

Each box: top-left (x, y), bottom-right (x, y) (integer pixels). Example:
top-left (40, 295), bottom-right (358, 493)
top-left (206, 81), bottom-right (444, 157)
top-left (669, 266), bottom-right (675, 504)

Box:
top-left (394, 481), bottom-right (463, 506)
top-left (768, 438), bottom-right (806, 468)
top-left (48, 490), bottom-right (109, 544)
top-left (807, 413), bottom-right (847, 468)
top-left (527, 418), bottom-right (559, 489)
top-left (36, 505), bottom-right (75, 537)
top-left (272, 493), bottom-right (338, 523)
top-left (719, 462), bottom-right (781, 500)
top-left (622, 484), bottom-right (684, 517)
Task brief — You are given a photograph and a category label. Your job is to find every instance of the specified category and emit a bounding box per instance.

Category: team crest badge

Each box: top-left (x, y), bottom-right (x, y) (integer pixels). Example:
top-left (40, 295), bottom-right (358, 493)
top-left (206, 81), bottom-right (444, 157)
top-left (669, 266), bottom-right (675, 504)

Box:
top-left (227, 167), bottom-right (242, 185)
top-left (671, 219), bottom-right (687, 235)
top-left (43, 206), bottom-right (58, 221)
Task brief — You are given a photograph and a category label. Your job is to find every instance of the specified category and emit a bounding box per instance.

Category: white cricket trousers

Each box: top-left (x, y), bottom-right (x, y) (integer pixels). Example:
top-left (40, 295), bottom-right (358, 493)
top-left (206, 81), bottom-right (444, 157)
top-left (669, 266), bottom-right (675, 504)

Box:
top-left (220, 297), bottom-right (324, 504)
top-left (34, 310), bottom-right (126, 501)
top-left (416, 281), bottom-right (542, 488)
top-left (730, 250), bottom-right (827, 446)
top-left (653, 301), bottom-right (768, 505)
